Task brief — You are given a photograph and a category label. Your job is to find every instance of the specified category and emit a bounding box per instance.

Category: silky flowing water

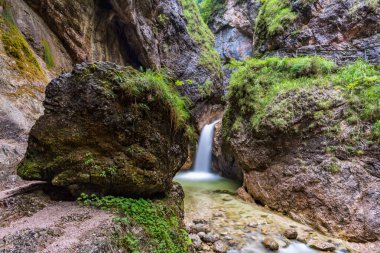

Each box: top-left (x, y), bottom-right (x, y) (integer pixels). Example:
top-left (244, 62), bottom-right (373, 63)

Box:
top-left (175, 175), bottom-right (347, 253)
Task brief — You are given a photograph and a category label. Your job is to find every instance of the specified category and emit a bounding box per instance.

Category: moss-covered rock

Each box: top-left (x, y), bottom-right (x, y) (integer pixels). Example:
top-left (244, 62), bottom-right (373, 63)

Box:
top-left (218, 56), bottom-right (380, 242)
top-left (18, 62), bottom-right (191, 197)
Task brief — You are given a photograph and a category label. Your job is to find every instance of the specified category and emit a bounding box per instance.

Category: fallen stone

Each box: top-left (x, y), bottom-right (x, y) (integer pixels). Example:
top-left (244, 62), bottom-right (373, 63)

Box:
top-left (308, 240), bottom-right (336, 251)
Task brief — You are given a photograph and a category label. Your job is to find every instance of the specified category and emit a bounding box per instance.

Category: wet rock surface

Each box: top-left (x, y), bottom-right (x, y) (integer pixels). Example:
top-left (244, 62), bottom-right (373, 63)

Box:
top-left (17, 62), bottom-right (189, 197)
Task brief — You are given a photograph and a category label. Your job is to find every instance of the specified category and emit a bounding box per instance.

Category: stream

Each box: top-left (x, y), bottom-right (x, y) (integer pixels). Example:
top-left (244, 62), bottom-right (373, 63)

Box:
top-left (174, 121), bottom-right (347, 253)
top-left (175, 174), bottom-right (347, 253)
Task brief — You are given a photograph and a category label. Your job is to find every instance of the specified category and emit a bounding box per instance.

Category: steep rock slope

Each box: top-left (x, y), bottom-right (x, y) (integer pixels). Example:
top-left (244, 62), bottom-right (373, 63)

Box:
top-left (254, 0), bottom-right (380, 61)
top-left (219, 57), bottom-right (380, 243)
top-left (202, 0), bottom-right (260, 61)
top-left (18, 62), bottom-right (190, 197)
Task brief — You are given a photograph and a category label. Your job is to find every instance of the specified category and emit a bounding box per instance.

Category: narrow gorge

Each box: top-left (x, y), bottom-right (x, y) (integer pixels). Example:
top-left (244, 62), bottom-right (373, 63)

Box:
top-left (0, 0), bottom-right (379, 253)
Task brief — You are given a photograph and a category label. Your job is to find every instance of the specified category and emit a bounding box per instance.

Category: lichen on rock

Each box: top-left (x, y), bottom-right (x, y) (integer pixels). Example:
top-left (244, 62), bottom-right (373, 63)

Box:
top-left (17, 62), bottom-right (191, 197)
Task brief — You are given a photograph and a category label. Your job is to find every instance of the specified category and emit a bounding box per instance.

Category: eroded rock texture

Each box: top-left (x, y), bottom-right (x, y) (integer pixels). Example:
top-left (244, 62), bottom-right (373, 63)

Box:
top-left (255, 0), bottom-right (380, 62)
top-left (208, 0), bottom-right (260, 61)
top-left (221, 87), bottom-right (380, 242)
top-left (23, 0), bottom-right (222, 100)
top-left (17, 62), bottom-right (189, 197)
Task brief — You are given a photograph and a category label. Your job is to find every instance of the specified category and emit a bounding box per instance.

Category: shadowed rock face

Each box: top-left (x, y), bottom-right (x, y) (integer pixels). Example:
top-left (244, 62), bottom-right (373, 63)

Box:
top-left (208, 0), bottom-right (260, 61)
top-left (23, 0), bottom-right (222, 101)
top-left (220, 87), bottom-right (380, 242)
top-left (17, 62), bottom-right (190, 197)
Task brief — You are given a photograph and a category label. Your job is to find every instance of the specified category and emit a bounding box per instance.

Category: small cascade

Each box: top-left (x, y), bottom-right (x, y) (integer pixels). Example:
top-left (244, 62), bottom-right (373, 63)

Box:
top-left (175, 120), bottom-right (221, 181)
top-left (192, 120), bottom-right (219, 173)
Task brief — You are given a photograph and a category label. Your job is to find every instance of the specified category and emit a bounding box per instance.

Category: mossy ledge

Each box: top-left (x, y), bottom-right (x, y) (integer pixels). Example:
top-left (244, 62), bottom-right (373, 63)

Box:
top-left (223, 56), bottom-right (380, 147)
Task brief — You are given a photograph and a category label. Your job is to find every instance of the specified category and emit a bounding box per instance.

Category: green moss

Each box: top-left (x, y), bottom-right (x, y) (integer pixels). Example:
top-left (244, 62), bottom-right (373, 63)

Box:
top-left (254, 0), bottom-right (298, 50)
top-left (89, 66), bottom-right (191, 129)
top-left (1, 4), bottom-right (45, 81)
top-left (41, 39), bottom-right (55, 69)
top-left (181, 0), bottom-right (222, 79)
top-left (17, 160), bottom-right (41, 179)
top-left (78, 194), bottom-right (191, 253)
top-left (198, 0), bottom-right (226, 24)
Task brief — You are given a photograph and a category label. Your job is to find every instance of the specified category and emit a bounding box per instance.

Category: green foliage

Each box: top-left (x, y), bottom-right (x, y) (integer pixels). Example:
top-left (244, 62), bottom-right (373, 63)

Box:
top-left (78, 194), bottom-right (191, 253)
top-left (198, 79), bottom-right (213, 98)
top-left (254, 0), bottom-right (298, 48)
top-left (0, 2), bottom-right (45, 81)
top-left (328, 162), bottom-right (340, 173)
top-left (105, 67), bottom-right (190, 129)
top-left (181, 0), bottom-right (222, 79)
top-left (41, 39), bottom-right (55, 69)
top-left (224, 56), bottom-right (335, 133)
top-left (373, 120), bottom-right (380, 139)
top-left (198, 0), bottom-right (226, 24)
top-left (334, 60), bottom-right (380, 123)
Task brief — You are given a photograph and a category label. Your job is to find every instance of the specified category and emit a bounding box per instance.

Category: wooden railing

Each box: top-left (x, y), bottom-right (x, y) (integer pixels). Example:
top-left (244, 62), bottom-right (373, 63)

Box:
top-left (265, 47), bottom-right (379, 65)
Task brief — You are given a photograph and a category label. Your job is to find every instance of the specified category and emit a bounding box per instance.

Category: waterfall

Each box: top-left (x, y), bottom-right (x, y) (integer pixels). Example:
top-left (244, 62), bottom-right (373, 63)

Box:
top-left (192, 120), bottom-right (219, 173)
top-left (175, 120), bottom-right (221, 181)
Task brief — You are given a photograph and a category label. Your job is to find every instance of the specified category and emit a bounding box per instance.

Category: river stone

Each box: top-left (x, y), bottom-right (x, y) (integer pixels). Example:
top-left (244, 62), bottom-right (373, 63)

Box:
top-left (262, 237), bottom-right (279, 251)
top-left (283, 228), bottom-right (298, 240)
top-left (308, 240), bottom-right (336, 251)
top-left (214, 240), bottom-right (228, 253)
top-left (193, 219), bottom-right (208, 225)
top-left (17, 62), bottom-right (189, 197)
top-left (200, 232), bottom-right (219, 243)
top-left (192, 224), bottom-right (211, 234)
top-left (189, 234), bottom-right (202, 250)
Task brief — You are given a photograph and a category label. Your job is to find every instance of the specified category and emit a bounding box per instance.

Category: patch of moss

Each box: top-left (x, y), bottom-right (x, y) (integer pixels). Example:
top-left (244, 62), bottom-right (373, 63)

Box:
top-left (17, 160), bottom-right (41, 179)
top-left (198, 0), bottom-right (226, 24)
top-left (254, 0), bottom-right (298, 50)
top-left (41, 39), bottom-right (55, 69)
top-left (1, 3), bottom-right (46, 81)
top-left (78, 194), bottom-right (191, 253)
top-left (181, 0), bottom-right (223, 80)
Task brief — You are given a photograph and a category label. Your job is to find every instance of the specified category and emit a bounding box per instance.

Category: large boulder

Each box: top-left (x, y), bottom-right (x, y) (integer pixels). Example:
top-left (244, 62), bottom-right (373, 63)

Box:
top-left (17, 62), bottom-right (190, 197)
